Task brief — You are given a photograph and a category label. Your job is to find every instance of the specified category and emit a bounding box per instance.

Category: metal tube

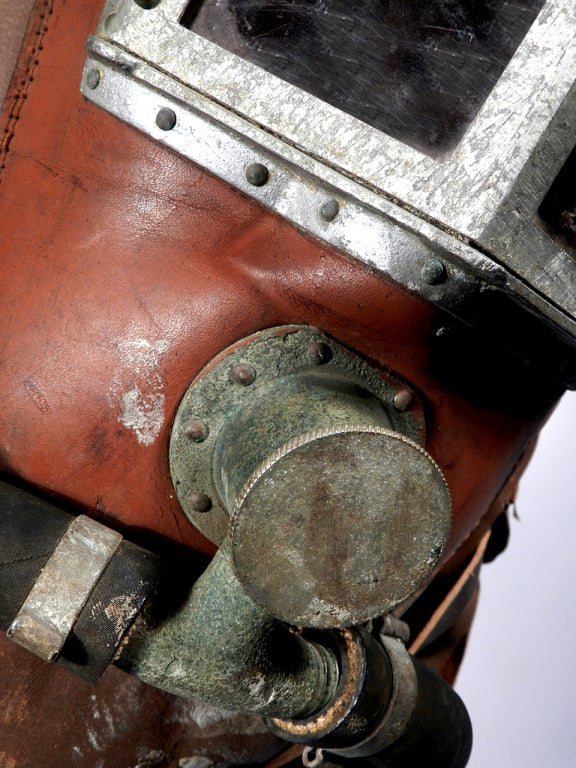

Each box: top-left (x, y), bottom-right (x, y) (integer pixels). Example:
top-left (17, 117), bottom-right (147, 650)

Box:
top-left (115, 541), bottom-right (340, 719)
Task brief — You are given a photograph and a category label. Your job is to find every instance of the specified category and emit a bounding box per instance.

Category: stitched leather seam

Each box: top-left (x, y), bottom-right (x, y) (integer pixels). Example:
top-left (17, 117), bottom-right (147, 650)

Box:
top-left (0, 0), bottom-right (55, 182)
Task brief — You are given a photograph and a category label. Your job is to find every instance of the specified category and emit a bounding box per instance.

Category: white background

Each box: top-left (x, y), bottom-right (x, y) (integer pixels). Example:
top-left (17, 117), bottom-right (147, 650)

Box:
top-left (457, 393), bottom-right (576, 767)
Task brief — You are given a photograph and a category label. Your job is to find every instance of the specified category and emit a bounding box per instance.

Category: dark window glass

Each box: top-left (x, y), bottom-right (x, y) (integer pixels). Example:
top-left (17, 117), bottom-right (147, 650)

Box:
top-left (181, 0), bottom-right (545, 157)
top-left (539, 146), bottom-right (576, 258)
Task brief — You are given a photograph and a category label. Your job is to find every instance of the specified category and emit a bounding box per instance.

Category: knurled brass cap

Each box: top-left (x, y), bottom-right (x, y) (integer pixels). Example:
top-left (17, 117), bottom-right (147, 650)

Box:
top-left (229, 425), bottom-right (451, 628)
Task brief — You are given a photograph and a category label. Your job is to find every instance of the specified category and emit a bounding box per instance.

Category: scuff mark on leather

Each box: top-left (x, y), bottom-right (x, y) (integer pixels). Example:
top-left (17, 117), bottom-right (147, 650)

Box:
top-left (108, 339), bottom-right (169, 446)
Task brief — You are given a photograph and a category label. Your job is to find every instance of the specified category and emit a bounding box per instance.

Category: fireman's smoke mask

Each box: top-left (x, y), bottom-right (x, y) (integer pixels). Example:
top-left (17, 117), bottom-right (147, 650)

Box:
top-left (4, 5), bottom-right (575, 766)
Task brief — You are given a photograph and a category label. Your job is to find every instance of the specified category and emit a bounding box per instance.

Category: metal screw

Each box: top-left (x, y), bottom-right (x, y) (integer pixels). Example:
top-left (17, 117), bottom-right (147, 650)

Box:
top-left (245, 163), bottom-right (269, 187)
top-left (156, 107), bottom-right (177, 131)
top-left (319, 199), bottom-right (340, 222)
top-left (393, 390), bottom-right (414, 412)
top-left (186, 420), bottom-right (209, 442)
top-left (421, 258), bottom-right (447, 285)
top-left (189, 493), bottom-right (212, 513)
top-left (307, 342), bottom-right (332, 365)
top-left (230, 363), bottom-right (256, 386)
top-left (86, 68), bottom-right (101, 90)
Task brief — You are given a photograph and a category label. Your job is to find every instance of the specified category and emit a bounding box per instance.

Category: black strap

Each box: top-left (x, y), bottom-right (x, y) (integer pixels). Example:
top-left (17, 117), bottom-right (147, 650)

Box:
top-left (0, 478), bottom-right (160, 682)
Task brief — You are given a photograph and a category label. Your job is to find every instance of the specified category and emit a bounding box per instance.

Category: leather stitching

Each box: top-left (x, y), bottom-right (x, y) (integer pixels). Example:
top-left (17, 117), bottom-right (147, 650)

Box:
top-left (0, 0), bottom-right (54, 182)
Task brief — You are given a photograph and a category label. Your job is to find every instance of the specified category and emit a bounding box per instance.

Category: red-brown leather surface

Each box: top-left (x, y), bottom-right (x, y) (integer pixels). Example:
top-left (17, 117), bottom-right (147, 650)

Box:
top-left (0, 635), bottom-right (284, 767)
top-left (0, 0), bottom-right (556, 765)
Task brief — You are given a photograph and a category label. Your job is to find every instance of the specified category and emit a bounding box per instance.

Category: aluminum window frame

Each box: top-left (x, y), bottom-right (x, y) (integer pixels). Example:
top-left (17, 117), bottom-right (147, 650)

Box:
top-left (87, 0), bottom-right (576, 340)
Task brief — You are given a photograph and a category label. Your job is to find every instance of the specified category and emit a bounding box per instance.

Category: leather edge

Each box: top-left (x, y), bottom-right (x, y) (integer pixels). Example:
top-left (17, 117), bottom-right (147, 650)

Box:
top-left (0, 0), bottom-right (55, 178)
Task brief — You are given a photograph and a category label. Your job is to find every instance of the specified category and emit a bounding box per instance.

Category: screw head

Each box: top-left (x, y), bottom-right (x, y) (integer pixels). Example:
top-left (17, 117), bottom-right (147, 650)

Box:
top-left (186, 420), bottom-right (209, 442)
top-left (156, 107), bottom-right (177, 131)
top-left (307, 342), bottom-right (333, 365)
top-left (189, 493), bottom-right (212, 513)
top-left (230, 363), bottom-right (256, 386)
top-left (421, 258), bottom-right (447, 285)
top-left (86, 68), bottom-right (101, 90)
top-left (319, 199), bottom-right (340, 222)
top-left (393, 390), bottom-right (414, 412)
top-left (245, 163), bottom-right (270, 187)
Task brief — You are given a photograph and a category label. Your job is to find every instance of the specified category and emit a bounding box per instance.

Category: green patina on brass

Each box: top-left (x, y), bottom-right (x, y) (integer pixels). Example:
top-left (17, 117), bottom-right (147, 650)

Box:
top-left (116, 541), bottom-right (339, 719)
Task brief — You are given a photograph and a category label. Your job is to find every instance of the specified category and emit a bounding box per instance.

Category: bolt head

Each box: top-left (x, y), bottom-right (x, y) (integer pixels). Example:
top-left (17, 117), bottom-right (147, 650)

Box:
top-left (189, 493), bottom-right (212, 513)
top-left (230, 363), bottom-right (256, 386)
top-left (319, 199), bottom-right (340, 222)
top-left (307, 342), bottom-right (333, 365)
top-left (86, 68), bottom-right (101, 90)
top-left (245, 163), bottom-right (270, 187)
top-left (186, 420), bottom-right (209, 442)
top-left (393, 390), bottom-right (414, 412)
top-left (421, 258), bottom-right (447, 285)
top-left (156, 107), bottom-right (177, 131)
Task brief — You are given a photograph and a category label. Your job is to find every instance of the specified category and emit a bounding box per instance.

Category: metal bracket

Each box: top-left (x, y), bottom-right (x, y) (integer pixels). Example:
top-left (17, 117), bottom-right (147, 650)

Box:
top-left (7, 516), bottom-right (122, 662)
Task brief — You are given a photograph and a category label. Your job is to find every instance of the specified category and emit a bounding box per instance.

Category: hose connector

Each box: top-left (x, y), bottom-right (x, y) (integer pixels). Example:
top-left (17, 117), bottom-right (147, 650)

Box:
top-left (270, 624), bottom-right (472, 768)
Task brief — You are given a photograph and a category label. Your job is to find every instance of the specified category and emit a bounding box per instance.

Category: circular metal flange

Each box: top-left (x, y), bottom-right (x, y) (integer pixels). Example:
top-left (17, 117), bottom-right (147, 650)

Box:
top-left (170, 326), bottom-right (425, 545)
top-left (229, 426), bottom-right (451, 628)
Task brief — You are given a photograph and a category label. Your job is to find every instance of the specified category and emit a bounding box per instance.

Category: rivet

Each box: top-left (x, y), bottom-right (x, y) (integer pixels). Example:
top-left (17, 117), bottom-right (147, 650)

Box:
top-left (86, 68), bottom-right (101, 90)
top-left (319, 199), bottom-right (340, 222)
top-left (156, 107), bottom-right (177, 131)
top-left (245, 163), bottom-right (269, 187)
top-left (307, 342), bottom-right (332, 365)
top-left (421, 258), bottom-right (447, 285)
top-left (230, 363), bottom-right (256, 386)
top-left (393, 390), bottom-right (414, 412)
top-left (134, 0), bottom-right (162, 8)
top-left (186, 420), bottom-right (209, 442)
top-left (189, 493), bottom-right (212, 513)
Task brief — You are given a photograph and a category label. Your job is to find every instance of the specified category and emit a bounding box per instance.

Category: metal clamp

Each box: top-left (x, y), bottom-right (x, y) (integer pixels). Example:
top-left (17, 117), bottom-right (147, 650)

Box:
top-left (7, 515), bottom-right (122, 662)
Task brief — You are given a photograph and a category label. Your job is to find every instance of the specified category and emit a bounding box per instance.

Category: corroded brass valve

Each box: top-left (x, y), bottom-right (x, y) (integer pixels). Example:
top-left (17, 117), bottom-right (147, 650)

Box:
top-left (170, 326), bottom-right (451, 627)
